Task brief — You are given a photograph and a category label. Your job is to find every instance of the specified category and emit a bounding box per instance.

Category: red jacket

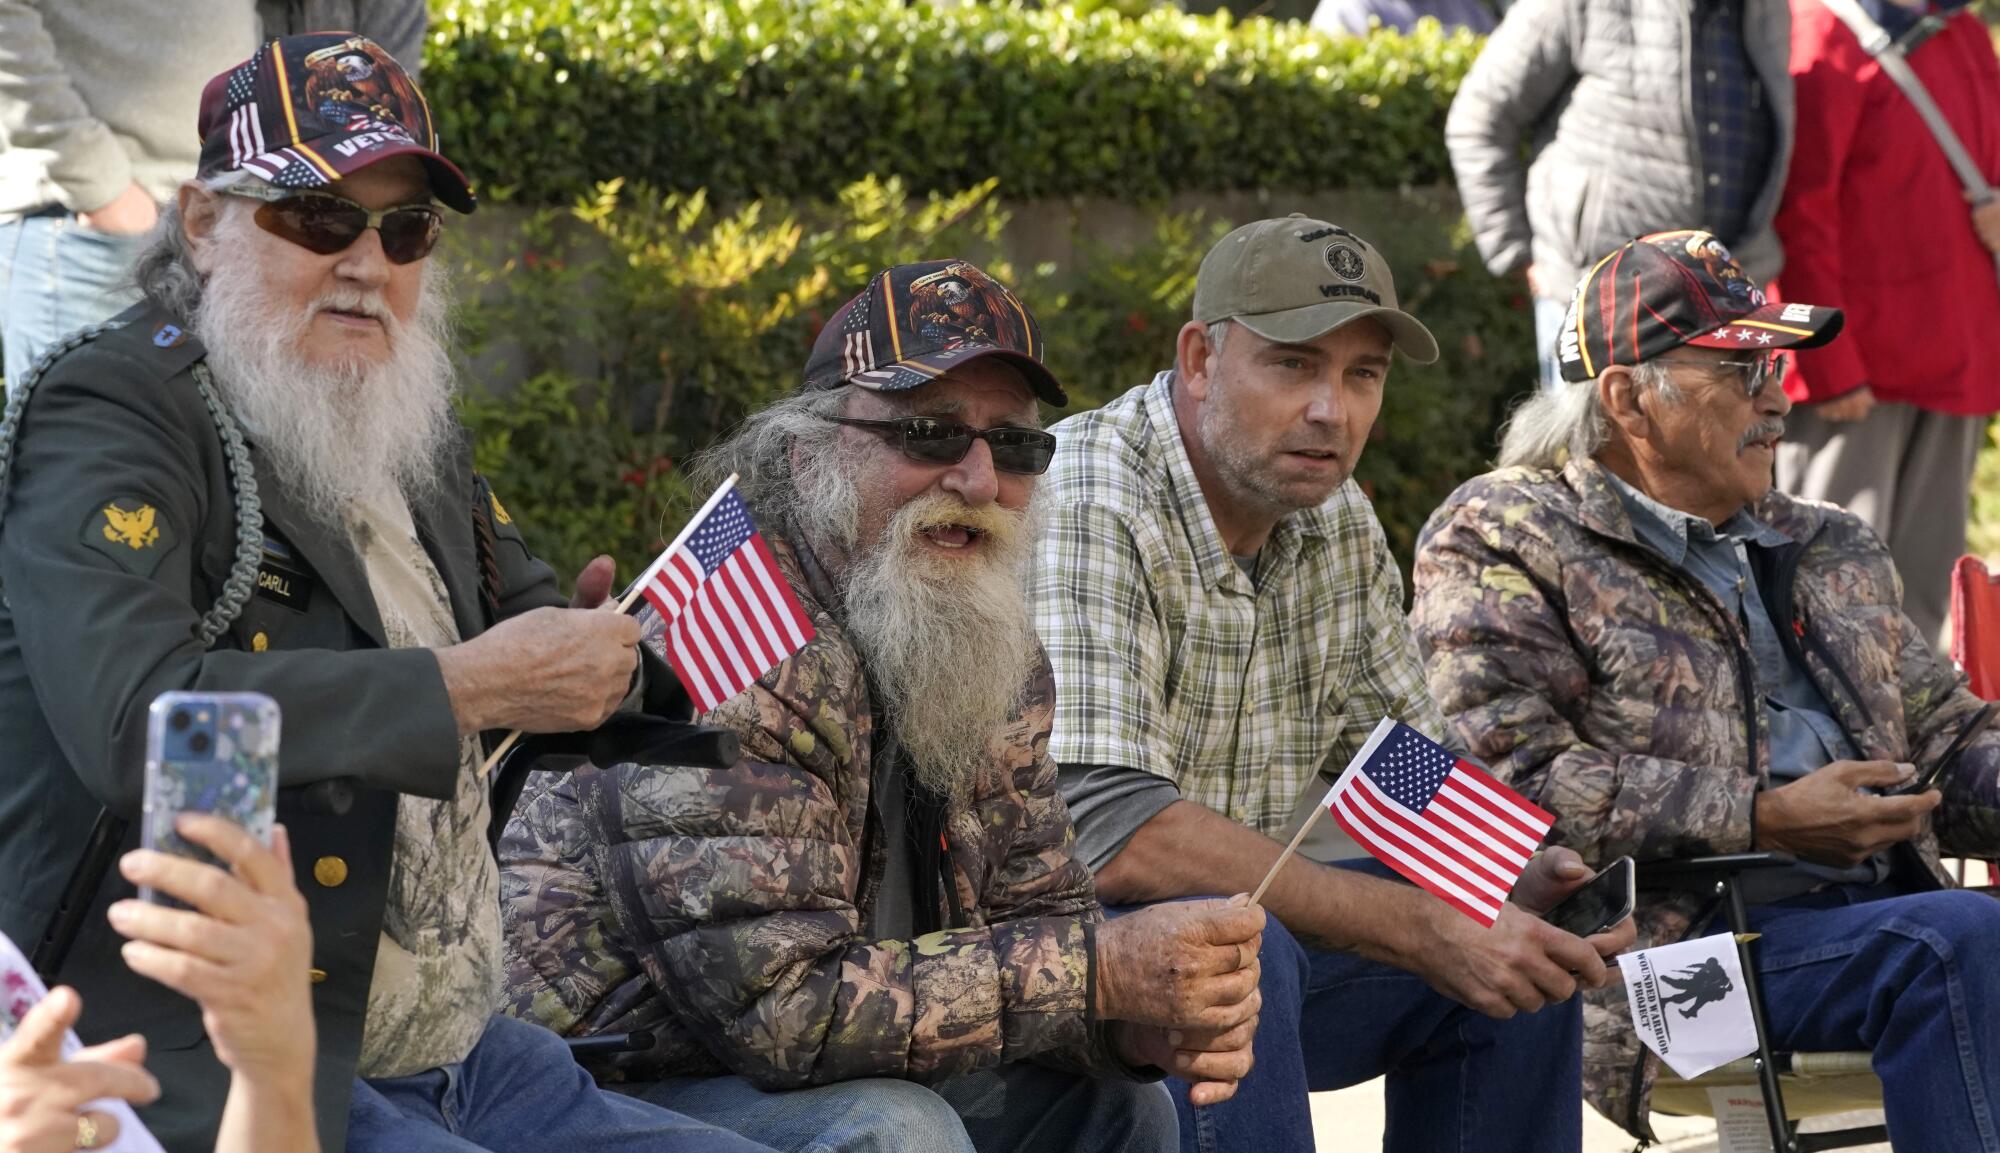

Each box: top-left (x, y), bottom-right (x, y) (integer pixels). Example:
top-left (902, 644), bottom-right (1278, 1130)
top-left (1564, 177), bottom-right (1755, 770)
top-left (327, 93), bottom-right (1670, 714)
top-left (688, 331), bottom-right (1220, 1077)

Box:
top-left (1769, 1), bottom-right (2000, 414)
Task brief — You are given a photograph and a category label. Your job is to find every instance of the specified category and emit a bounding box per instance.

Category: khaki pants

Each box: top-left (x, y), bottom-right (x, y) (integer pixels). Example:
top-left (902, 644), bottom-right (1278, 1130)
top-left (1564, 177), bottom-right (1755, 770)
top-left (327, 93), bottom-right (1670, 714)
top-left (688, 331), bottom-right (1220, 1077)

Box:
top-left (1776, 400), bottom-right (1988, 654)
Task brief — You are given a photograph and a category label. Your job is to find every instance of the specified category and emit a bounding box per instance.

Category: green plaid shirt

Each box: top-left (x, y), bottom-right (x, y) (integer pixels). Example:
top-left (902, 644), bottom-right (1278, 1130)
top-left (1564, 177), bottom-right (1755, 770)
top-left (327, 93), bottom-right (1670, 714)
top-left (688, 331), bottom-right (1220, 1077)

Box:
top-left (1030, 372), bottom-right (1447, 836)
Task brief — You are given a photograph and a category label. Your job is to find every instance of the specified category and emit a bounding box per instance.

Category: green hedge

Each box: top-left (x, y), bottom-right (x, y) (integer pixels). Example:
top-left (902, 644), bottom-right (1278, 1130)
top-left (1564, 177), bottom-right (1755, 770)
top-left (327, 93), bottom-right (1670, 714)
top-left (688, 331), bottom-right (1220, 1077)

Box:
top-left (424, 0), bottom-right (1480, 206)
top-left (449, 180), bottom-right (1534, 586)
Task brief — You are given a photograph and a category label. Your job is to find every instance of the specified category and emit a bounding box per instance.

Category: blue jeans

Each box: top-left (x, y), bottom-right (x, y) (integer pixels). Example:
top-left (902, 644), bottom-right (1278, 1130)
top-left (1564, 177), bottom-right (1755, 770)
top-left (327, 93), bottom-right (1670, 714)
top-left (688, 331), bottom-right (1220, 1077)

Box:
top-left (346, 1014), bottom-right (778, 1152)
top-left (1113, 865), bottom-right (1585, 1153)
top-left (627, 1062), bottom-right (1177, 1153)
top-left (1748, 882), bottom-right (2000, 1151)
top-left (1533, 294), bottom-right (1568, 391)
top-left (0, 210), bottom-right (146, 390)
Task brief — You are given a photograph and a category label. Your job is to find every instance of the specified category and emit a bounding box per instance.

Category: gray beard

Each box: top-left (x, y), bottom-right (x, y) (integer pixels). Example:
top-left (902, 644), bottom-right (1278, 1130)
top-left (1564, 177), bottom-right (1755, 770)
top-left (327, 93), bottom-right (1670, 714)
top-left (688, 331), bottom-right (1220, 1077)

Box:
top-left (797, 460), bottom-right (1042, 808)
top-left (192, 217), bottom-right (458, 521)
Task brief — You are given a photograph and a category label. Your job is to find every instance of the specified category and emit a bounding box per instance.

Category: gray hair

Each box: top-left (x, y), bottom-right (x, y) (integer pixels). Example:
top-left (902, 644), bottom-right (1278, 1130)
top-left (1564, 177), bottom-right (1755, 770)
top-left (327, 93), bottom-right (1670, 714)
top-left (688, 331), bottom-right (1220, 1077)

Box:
top-left (1494, 361), bottom-right (1680, 471)
top-left (690, 387), bottom-right (854, 537)
top-left (130, 170), bottom-right (263, 322)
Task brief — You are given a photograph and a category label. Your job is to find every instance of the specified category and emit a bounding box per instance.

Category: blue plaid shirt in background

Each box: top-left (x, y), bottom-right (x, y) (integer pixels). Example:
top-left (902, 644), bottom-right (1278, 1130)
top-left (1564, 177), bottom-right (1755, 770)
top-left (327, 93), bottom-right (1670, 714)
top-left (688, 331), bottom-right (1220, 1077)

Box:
top-left (1691, 0), bottom-right (1776, 246)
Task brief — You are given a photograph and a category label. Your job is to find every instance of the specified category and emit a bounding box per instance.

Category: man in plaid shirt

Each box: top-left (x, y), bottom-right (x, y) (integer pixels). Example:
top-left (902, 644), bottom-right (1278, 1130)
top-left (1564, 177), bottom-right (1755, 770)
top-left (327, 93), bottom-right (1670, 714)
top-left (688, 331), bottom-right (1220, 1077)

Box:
top-left (1029, 217), bottom-right (1634, 1152)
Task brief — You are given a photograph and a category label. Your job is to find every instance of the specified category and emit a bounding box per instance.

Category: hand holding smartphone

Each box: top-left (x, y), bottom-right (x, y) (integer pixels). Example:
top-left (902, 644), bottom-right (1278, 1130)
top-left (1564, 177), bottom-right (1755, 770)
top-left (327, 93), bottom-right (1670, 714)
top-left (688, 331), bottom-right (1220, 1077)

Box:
top-left (1541, 855), bottom-right (1635, 938)
top-left (1890, 702), bottom-right (1997, 798)
top-left (140, 692), bottom-right (280, 906)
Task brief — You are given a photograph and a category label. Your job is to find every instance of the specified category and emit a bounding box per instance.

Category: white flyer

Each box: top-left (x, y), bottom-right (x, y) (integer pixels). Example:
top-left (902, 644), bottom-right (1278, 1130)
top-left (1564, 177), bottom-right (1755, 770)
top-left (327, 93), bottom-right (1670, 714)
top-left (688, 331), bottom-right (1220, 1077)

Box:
top-left (1618, 931), bottom-right (1759, 1080)
top-left (0, 930), bottom-right (166, 1153)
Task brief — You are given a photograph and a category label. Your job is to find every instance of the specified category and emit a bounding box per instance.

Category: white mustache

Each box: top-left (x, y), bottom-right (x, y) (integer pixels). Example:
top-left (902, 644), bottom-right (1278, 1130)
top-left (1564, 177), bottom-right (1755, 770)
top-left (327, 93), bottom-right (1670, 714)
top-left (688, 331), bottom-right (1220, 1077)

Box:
top-left (1739, 418), bottom-right (1786, 449)
top-left (312, 292), bottom-right (391, 322)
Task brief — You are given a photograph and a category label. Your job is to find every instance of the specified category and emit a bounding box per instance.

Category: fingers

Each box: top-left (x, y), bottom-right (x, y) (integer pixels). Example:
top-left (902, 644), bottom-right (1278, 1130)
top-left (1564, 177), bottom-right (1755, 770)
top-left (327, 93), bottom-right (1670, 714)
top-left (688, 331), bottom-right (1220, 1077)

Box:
top-left (1186, 1079), bottom-right (1240, 1107)
top-left (1168, 1016), bottom-right (1258, 1055)
top-left (1196, 903), bottom-right (1268, 946)
top-left (1833, 759), bottom-right (1912, 789)
top-left (107, 900), bottom-right (242, 965)
top-left (1543, 927), bottom-right (1607, 994)
top-left (1189, 977), bottom-right (1262, 1031)
top-left (570, 554), bottom-right (617, 609)
top-left (170, 813), bottom-right (289, 897)
top-left (1173, 1043), bottom-right (1255, 1086)
top-left (77, 1110), bottom-right (125, 1149)
top-left (72, 1034), bottom-right (147, 1068)
top-left (118, 850), bottom-right (257, 924)
top-left (271, 823), bottom-right (294, 874)
top-left (119, 939), bottom-right (230, 1006)
top-left (0, 986), bottom-right (80, 1067)
top-left (36, 1061), bottom-right (160, 1111)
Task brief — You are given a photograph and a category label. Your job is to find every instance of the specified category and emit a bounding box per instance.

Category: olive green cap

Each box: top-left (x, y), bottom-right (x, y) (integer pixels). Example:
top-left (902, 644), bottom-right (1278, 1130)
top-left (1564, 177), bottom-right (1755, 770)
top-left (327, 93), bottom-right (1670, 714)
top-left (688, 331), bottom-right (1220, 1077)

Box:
top-left (1192, 215), bottom-right (1440, 363)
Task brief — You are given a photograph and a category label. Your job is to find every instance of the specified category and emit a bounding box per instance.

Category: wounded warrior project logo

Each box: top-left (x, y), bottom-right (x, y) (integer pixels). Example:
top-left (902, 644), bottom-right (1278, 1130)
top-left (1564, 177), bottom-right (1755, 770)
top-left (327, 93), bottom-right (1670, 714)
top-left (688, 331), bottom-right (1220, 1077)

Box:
top-left (1618, 932), bottom-right (1757, 1080)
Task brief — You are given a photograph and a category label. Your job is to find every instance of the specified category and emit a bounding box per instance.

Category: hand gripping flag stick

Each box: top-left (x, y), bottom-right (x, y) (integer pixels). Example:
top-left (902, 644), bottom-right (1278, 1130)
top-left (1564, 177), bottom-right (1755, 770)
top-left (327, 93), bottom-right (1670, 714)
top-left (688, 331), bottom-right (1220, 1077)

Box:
top-left (476, 475), bottom-right (746, 778)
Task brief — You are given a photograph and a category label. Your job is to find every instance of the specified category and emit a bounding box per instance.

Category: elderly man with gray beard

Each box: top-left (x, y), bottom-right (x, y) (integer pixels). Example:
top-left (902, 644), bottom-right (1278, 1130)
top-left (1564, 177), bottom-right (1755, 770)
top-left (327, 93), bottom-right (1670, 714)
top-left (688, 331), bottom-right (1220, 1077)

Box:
top-left (0, 34), bottom-right (780, 1153)
top-left (497, 260), bottom-right (1267, 1153)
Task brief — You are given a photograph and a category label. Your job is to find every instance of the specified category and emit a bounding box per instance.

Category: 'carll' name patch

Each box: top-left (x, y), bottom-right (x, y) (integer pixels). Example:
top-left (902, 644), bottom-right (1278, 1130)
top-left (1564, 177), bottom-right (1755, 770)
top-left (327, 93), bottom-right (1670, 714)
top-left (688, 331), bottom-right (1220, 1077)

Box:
top-left (255, 558), bottom-right (314, 612)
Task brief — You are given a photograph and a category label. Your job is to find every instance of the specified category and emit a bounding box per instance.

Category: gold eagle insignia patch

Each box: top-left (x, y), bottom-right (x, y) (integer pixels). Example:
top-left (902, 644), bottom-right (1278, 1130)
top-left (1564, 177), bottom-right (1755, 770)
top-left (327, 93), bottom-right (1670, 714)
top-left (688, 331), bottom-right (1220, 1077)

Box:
top-left (490, 491), bottom-right (513, 526)
top-left (102, 503), bottom-right (160, 549)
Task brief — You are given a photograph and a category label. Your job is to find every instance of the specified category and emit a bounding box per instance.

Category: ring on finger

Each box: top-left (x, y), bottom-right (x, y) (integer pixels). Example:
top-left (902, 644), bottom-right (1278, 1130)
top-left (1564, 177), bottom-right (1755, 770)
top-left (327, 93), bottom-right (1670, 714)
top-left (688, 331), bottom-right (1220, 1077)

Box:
top-left (75, 1115), bottom-right (101, 1150)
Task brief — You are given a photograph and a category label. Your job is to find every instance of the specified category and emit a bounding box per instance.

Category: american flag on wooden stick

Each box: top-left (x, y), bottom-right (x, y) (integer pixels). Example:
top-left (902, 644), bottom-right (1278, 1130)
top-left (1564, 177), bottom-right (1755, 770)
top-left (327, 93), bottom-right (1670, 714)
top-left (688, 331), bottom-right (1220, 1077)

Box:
top-left (629, 480), bottom-right (814, 713)
top-left (1323, 718), bottom-right (1554, 927)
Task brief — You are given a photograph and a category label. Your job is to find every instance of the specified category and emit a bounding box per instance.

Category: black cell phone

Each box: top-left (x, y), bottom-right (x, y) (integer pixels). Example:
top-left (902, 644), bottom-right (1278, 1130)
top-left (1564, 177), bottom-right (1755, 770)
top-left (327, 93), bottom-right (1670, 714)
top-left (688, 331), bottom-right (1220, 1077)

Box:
top-left (1893, 702), bottom-right (1998, 796)
top-left (1541, 856), bottom-right (1635, 937)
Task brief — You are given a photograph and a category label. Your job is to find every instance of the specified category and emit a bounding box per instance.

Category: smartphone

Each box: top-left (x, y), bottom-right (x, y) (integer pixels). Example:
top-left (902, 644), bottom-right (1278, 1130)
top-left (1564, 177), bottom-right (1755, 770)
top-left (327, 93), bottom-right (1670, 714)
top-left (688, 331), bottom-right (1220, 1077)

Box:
top-left (1892, 702), bottom-right (1997, 796)
top-left (1541, 855), bottom-right (1635, 938)
top-left (140, 691), bottom-right (280, 906)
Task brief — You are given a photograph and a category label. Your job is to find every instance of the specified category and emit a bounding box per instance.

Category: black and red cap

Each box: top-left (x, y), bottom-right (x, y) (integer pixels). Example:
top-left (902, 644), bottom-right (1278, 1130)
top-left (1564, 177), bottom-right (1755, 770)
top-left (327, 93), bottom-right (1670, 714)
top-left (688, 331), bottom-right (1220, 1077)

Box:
top-left (196, 33), bottom-right (475, 213)
top-left (1557, 230), bottom-right (1842, 382)
top-left (803, 259), bottom-right (1065, 406)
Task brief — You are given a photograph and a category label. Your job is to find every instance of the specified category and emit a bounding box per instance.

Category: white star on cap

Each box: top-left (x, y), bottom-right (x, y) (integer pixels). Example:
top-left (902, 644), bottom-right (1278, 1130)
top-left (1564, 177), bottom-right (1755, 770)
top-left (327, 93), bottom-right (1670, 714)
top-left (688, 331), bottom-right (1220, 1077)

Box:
top-left (1737, 328), bottom-right (1758, 342)
top-left (1757, 332), bottom-right (1775, 344)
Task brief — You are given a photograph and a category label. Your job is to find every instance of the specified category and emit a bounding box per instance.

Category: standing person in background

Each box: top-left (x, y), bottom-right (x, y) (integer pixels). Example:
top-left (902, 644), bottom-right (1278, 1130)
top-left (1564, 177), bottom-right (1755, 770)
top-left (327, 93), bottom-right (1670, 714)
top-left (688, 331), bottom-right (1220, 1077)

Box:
top-left (1769, 0), bottom-right (2000, 653)
top-left (0, 2), bottom-right (259, 389)
top-left (258, 3), bottom-right (427, 81)
top-left (1446, 0), bottom-right (1796, 389)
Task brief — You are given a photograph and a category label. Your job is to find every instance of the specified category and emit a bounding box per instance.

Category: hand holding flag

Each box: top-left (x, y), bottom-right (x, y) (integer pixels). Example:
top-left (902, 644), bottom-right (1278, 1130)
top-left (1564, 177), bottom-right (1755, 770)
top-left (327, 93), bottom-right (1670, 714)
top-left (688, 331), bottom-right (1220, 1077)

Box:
top-left (1250, 718), bottom-right (1554, 927)
top-left (476, 475), bottom-right (813, 776)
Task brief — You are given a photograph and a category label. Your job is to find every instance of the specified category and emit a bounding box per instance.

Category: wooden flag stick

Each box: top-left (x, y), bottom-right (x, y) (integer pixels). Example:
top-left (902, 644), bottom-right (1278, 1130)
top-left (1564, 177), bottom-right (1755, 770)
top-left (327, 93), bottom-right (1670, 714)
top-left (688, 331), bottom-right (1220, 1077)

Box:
top-left (474, 474), bottom-right (741, 779)
top-left (1250, 802), bottom-right (1326, 906)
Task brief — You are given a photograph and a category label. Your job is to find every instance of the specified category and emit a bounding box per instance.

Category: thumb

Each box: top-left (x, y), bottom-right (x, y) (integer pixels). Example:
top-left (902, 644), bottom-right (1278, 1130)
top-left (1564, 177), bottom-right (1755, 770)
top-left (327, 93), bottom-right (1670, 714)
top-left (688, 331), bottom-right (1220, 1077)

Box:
top-left (570, 555), bottom-right (618, 610)
top-left (1, 987), bottom-right (81, 1067)
top-left (1541, 846), bottom-right (1591, 879)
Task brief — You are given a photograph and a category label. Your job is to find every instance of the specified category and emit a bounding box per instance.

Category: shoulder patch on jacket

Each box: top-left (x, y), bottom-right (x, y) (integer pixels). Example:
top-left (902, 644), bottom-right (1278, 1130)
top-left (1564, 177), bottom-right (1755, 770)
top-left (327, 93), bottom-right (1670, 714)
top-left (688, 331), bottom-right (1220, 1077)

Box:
top-left (82, 499), bottom-right (171, 577)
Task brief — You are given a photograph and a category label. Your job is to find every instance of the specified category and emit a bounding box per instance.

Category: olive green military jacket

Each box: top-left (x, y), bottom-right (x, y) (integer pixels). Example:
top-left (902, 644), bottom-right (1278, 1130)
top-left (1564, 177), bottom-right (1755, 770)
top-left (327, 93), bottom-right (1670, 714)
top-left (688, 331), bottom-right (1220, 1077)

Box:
top-left (0, 302), bottom-right (565, 1153)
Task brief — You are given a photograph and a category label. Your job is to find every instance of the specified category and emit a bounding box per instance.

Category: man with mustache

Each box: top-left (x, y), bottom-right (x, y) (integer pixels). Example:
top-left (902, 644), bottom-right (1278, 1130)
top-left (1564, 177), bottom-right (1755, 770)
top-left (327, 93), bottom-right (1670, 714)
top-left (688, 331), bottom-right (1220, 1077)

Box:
top-left (498, 260), bottom-right (1265, 1153)
top-left (1027, 216), bottom-right (1633, 1152)
top-left (0, 34), bottom-right (775, 1153)
top-left (1412, 230), bottom-right (2000, 1147)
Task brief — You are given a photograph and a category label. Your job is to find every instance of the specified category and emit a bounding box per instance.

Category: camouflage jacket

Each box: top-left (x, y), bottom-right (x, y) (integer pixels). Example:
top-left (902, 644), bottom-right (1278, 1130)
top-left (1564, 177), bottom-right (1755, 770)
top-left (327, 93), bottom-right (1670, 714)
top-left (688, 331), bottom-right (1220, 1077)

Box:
top-left (1409, 458), bottom-right (2000, 1140)
top-left (497, 531), bottom-right (1132, 1089)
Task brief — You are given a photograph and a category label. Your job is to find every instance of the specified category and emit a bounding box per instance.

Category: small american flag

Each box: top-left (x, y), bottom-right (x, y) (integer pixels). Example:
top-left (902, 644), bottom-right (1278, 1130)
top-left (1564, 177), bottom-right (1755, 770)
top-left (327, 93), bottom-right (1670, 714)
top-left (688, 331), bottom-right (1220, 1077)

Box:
top-left (632, 483), bottom-right (814, 712)
top-left (1323, 718), bottom-right (1554, 927)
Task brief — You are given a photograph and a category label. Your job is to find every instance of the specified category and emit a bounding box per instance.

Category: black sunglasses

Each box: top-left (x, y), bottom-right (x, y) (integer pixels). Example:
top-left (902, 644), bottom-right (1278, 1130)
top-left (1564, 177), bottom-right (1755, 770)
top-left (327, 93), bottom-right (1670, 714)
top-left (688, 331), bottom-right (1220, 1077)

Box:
top-left (218, 185), bottom-right (443, 265)
top-left (829, 416), bottom-right (1057, 475)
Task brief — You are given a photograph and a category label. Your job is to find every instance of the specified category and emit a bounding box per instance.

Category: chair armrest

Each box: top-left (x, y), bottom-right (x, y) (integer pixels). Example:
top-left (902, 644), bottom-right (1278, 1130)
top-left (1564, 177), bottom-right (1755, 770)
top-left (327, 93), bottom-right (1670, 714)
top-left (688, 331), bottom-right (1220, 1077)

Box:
top-left (564, 1031), bottom-right (656, 1061)
top-left (1638, 851), bottom-right (1798, 889)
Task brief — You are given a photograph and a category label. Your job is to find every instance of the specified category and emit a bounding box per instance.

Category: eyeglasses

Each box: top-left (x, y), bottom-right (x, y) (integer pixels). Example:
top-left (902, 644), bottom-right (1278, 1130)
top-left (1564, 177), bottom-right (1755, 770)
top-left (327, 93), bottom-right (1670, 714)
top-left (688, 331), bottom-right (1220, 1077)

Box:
top-left (828, 416), bottom-right (1058, 475)
top-left (1650, 353), bottom-right (1788, 399)
top-left (216, 185), bottom-right (442, 265)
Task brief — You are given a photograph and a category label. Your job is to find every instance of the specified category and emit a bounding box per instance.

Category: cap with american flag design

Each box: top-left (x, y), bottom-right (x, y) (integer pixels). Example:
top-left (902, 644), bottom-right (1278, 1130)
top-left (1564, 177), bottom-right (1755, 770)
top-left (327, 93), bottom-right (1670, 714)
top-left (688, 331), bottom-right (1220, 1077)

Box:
top-left (196, 33), bottom-right (475, 214)
top-left (1557, 230), bottom-right (1842, 383)
top-left (802, 259), bottom-right (1065, 406)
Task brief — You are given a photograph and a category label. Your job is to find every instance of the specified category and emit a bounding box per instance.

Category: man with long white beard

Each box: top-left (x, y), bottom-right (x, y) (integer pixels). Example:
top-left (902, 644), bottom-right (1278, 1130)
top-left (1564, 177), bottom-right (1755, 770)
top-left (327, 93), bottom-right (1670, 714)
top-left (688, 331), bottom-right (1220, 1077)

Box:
top-left (499, 260), bottom-right (1266, 1153)
top-left (0, 34), bottom-right (779, 1153)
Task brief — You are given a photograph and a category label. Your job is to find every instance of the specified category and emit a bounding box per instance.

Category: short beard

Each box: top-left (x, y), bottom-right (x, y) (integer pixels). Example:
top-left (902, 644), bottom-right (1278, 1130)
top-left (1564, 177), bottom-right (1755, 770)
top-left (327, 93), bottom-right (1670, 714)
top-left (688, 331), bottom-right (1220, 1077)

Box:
top-left (1196, 378), bottom-right (1351, 517)
top-left (835, 487), bottom-right (1042, 808)
top-left (193, 211), bottom-right (458, 520)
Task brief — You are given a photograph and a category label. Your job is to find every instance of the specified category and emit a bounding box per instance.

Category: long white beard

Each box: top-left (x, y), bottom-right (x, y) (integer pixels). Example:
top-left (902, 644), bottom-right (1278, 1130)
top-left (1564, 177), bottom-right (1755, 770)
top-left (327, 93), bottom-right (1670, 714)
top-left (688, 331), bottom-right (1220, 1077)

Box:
top-left (193, 217), bottom-right (458, 519)
top-left (838, 490), bottom-right (1043, 807)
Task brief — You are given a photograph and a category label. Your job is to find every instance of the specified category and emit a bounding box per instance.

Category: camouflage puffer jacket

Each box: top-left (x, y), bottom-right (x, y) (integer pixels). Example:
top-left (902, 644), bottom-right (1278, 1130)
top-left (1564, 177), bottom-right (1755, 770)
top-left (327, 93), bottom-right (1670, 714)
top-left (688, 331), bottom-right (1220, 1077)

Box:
top-left (497, 531), bottom-right (1130, 1089)
top-left (1410, 458), bottom-right (2000, 1141)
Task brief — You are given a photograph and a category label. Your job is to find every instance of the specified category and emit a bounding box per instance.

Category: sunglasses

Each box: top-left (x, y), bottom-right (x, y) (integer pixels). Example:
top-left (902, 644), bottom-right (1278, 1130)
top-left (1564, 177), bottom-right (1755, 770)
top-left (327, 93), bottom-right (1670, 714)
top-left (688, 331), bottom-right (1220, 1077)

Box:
top-left (829, 416), bottom-right (1058, 475)
top-left (1651, 352), bottom-right (1787, 399)
top-left (217, 185), bottom-right (443, 265)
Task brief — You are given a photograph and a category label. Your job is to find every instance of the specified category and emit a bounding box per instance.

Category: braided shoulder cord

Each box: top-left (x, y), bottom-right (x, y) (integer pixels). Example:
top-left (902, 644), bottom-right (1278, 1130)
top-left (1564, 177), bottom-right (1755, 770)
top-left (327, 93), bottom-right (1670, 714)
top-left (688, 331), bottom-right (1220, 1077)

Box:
top-left (0, 326), bottom-right (262, 649)
top-left (189, 363), bottom-right (263, 648)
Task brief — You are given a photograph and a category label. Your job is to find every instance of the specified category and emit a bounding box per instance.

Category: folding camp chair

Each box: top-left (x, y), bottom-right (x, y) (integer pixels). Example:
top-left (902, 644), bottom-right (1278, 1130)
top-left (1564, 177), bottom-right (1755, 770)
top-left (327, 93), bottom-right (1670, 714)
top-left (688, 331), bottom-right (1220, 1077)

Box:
top-left (1950, 555), bottom-right (1999, 890)
top-left (1640, 854), bottom-right (1887, 1153)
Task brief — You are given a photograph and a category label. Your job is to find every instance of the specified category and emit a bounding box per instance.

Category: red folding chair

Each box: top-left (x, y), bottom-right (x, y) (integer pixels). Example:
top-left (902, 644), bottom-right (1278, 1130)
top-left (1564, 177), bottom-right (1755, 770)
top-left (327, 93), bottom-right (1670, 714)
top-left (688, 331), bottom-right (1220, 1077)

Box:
top-left (1951, 556), bottom-right (2000, 889)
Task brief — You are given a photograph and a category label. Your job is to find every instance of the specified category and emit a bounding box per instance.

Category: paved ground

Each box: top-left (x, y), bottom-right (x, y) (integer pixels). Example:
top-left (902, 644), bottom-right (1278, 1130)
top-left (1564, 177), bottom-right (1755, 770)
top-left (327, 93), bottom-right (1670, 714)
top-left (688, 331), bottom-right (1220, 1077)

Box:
top-left (1310, 1081), bottom-right (1892, 1151)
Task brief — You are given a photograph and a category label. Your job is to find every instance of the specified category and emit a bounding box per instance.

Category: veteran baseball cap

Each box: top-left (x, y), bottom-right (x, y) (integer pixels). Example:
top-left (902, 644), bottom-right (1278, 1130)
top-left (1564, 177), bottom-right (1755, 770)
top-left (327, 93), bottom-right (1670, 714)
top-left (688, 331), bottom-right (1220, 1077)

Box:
top-left (802, 259), bottom-right (1066, 406)
top-left (1192, 215), bottom-right (1440, 363)
top-left (1557, 230), bottom-right (1843, 383)
top-left (196, 33), bottom-right (476, 213)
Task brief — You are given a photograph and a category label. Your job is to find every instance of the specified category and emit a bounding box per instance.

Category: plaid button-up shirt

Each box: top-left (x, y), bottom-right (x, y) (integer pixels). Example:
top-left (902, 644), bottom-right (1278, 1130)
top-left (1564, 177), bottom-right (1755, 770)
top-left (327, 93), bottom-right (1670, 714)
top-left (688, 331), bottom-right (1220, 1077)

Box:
top-left (1029, 372), bottom-right (1447, 837)
top-left (1692, 0), bottom-right (1775, 245)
